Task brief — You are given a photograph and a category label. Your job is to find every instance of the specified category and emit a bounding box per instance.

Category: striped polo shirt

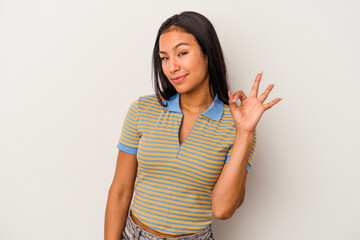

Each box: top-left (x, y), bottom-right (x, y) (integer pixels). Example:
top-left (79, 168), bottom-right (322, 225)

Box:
top-left (117, 92), bottom-right (256, 235)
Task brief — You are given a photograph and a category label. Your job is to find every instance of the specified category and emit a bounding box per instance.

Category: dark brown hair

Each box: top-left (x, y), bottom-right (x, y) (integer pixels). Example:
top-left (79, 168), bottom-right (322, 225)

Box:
top-left (152, 11), bottom-right (229, 105)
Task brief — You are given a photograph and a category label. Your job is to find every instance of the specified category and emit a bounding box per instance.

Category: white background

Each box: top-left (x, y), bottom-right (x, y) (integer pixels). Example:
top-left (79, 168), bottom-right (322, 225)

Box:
top-left (1, 0), bottom-right (359, 239)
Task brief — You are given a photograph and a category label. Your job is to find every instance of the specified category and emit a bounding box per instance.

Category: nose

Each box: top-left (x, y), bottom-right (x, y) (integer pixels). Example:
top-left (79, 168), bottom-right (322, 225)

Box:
top-left (168, 57), bottom-right (180, 74)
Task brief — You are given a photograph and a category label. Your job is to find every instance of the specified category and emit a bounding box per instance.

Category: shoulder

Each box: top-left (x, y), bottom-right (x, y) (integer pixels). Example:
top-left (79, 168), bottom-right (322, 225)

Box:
top-left (133, 94), bottom-right (165, 112)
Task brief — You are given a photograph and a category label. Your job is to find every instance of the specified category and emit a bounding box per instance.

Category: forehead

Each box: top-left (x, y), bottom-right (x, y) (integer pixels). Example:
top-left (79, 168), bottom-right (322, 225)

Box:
top-left (159, 30), bottom-right (197, 50)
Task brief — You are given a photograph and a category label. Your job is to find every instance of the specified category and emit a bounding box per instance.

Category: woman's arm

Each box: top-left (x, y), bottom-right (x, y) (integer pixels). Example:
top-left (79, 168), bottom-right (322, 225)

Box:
top-left (104, 150), bottom-right (138, 240)
top-left (211, 72), bottom-right (281, 220)
top-left (211, 132), bottom-right (254, 220)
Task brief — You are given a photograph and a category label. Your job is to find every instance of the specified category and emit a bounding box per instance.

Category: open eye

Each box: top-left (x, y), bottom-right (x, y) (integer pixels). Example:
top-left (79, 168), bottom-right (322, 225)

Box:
top-left (179, 52), bottom-right (187, 56)
top-left (160, 56), bottom-right (168, 61)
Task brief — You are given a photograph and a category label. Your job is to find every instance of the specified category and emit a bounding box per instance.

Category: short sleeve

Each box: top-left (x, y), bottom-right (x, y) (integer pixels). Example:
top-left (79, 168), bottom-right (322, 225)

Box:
top-left (225, 131), bottom-right (257, 173)
top-left (116, 99), bottom-right (141, 155)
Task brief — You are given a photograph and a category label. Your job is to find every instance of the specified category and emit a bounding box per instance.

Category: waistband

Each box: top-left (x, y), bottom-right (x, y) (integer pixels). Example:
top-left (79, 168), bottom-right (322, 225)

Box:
top-left (124, 210), bottom-right (213, 240)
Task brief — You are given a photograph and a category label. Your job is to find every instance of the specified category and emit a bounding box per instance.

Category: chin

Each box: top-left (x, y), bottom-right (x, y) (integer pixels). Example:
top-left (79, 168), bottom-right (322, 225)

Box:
top-left (172, 85), bottom-right (190, 94)
top-left (174, 88), bottom-right (194, 95)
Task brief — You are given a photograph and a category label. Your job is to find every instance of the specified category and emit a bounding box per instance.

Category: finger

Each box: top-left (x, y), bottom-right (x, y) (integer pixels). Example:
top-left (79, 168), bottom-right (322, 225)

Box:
top-left (228, 91), bottom-right (237, 113)
top-left (250, 72), bottom-right (263, 98)
top-left (258, 84), bottom-right (274, 103)
top-left (264, 98), bottom-right (282, 110)
top-left (232, 90), bottom-right (247, 103)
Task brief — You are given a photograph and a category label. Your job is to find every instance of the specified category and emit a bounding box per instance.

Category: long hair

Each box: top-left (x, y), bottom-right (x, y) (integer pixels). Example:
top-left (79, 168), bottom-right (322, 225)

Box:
top-left (152, 11), bottom-right (229, 105)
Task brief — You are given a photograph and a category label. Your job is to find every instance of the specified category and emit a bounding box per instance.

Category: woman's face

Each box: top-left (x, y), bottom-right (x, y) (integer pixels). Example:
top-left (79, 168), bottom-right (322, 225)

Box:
top-left (159, 29), bottom-right (209, 95)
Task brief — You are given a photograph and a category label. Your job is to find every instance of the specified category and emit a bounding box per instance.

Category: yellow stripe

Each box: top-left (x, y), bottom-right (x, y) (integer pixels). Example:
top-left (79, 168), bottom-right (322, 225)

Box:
top-left (180, 146), bottom-right (226, 161)
top-left (137, 129), bottom-right (177, 137)
top-left (138, 112), bottom-right (181, 120)
top-left (220, 119), bottom-right (234, 124)
top-left (137, 151), bottom-right (176, 158)
top-left (138, 114), bottom-right (181, 123)
top-left (139, 146), bottom-right (178, 152)
top-left (186, 135), bottom-right (229, 147)
top-left (186, 133), bottom-right (233, 144)
top-left (140, 141), bottom-right (178, 147)
top-left (193, 123), bottom-right (235, 133)
top-left (191, 128), bottom-right (235, 138)
top-left (119, 138), bottom-right (138, 146)
top-left (136, 125), bottom-right (178, 132)
top-left (136, 156), bottom-right (174, 161)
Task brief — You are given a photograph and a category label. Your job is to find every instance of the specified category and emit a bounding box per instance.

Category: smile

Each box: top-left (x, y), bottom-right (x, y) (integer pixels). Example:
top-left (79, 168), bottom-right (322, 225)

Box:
top-left (171, 75), bottom-right (187, 84)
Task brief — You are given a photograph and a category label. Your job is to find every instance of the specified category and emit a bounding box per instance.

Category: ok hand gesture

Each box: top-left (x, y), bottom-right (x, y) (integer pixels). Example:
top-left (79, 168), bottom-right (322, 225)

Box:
top-left (228, 72), bottom-right (282, 135)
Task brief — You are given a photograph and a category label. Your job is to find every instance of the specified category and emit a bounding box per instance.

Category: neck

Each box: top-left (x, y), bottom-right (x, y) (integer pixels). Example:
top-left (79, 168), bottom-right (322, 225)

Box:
top-left (179, 89), bottom-right (214, 114)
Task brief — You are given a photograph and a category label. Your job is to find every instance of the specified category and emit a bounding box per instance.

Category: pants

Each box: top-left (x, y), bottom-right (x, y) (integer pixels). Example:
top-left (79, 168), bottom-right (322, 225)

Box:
top-left (122, 211), bottom-right (215, 240)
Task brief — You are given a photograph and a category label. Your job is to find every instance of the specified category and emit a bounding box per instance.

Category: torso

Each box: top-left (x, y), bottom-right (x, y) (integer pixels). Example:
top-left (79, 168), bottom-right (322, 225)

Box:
top-left (130, 108), bottom-right (205, 238)
top-left (118, 94), bottom-right (238, 235)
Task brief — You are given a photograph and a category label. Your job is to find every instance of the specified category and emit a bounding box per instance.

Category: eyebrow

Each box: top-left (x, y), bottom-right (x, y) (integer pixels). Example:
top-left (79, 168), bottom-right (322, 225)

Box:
top-left (159, 42), bottom-right (190, 54)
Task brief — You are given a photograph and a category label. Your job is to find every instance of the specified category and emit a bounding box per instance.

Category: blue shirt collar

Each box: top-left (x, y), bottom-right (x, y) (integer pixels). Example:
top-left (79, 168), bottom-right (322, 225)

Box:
top-left (163, 92), bottom-right (224, 122)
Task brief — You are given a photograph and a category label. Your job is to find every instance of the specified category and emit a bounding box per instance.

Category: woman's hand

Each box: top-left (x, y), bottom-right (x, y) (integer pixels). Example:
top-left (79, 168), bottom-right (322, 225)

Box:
top-left (228, 72), bottom-right (281, 135)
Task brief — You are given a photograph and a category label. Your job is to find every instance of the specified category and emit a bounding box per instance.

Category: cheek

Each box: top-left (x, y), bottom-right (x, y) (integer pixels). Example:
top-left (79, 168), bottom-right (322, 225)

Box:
top-left (161, 62), bottom-right (168, 74)
top-left (193, 59), bottom-right (207, 76)
top-left (192, 54), bottom-right (207, 71)
top-left (182, 58), bottom-right (195, 72)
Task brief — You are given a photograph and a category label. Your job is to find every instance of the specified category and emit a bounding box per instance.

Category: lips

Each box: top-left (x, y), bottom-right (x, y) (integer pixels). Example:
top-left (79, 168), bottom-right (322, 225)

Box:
top-left (171, 75), bottom-right (187, 84)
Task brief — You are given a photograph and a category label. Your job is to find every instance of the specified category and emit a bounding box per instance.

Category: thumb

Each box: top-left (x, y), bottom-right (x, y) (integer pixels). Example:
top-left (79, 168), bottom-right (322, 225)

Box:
top-left (228, 91), bottom-right (237, 113)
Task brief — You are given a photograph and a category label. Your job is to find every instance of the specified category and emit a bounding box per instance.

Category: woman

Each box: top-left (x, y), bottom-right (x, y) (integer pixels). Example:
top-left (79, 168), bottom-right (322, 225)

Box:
top-left (105, 11), bottom-right (281, 240)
